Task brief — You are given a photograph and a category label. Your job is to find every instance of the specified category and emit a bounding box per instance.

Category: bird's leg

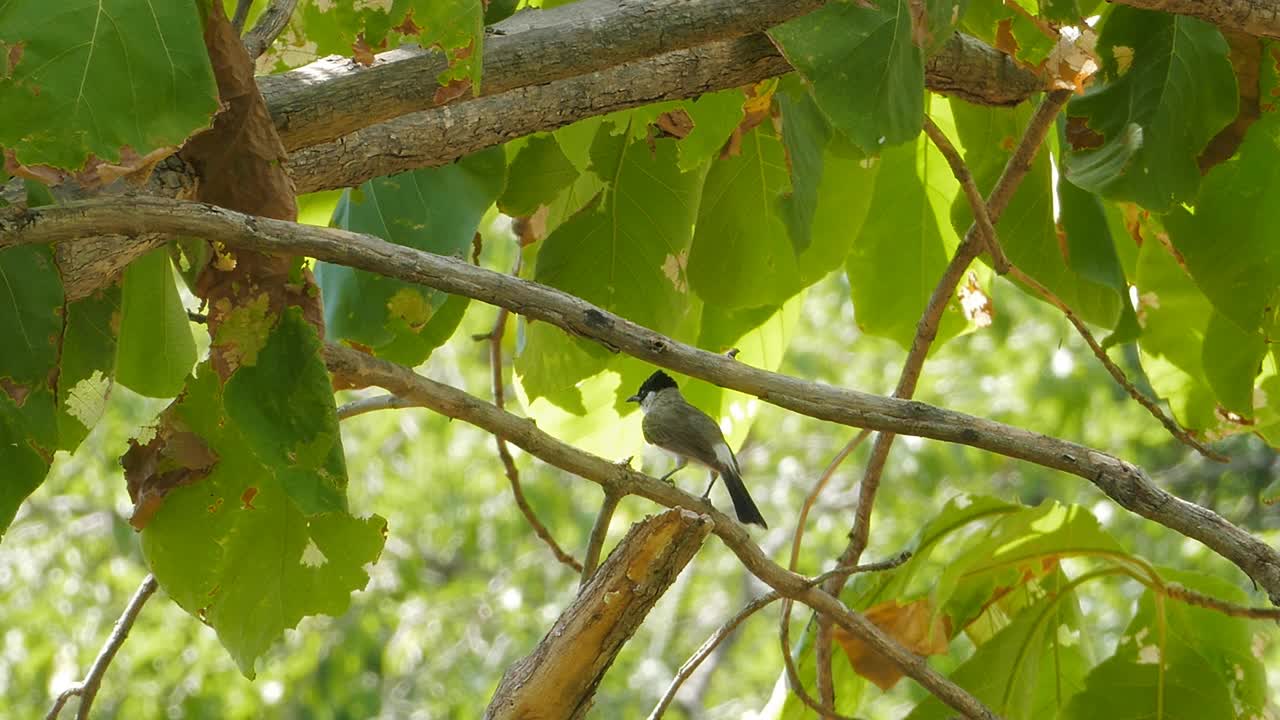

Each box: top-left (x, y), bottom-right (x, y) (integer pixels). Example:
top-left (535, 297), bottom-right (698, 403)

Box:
top-left (702, 471), bottom-right (720, 499)
top-left (659, 457), bottom-right (688, 483)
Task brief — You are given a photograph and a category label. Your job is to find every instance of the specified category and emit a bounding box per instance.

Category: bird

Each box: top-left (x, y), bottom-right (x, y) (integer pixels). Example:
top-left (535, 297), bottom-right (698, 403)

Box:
top-left (626, 370), bottom-right (767, 528)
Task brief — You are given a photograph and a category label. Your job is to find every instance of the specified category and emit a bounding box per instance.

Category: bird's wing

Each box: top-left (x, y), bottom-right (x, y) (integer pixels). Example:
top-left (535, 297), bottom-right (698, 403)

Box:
top-left (642, 401), bottom-right (735, 471)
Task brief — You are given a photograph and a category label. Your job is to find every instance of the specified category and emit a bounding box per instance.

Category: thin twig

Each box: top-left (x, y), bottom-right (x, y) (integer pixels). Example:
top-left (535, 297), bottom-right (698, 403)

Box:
top-left (921, 116), bottom-right (1010, 274)
top-left (812, 90), bottom-right (1076, 701)
top-left (484, 253), bottom-right (584, 573)
top-left (336, 393), bottom-right (416, 420)
top-left (581, 491), bottom-right (621, 585)
top-left (46, 575), bottom-right (158, 720)
top-left (231, 0), bottom-right (254, 34)
top-left (1161, 583), bottom-right (1280, 619)
top-left (790, 429), bottom-right (871, 718)
top-left (1008, 267), bottom-right (1228, 461)
top-left (815, 618), bottom-right (837, 716)
top-left (650, 557), bottom-right (908, 720)
top-left (242, 0), bottom-right (299, 59)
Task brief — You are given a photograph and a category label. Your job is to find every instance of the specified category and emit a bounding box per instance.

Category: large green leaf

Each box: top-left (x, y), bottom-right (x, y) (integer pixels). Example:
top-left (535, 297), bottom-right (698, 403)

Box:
top-left (1133, 230), bottom-right (1218, 430)
top-left (1054, 118), bottom-right (1139, 345)
top-left (317, 147), bottom-right (505, 367)
top-left (1163, 99), bottom-right (1280, 339)
top-left (932, 502), bottom-right (1126, 629)
top-left (0, 244), bottom-right (63, 536)
top-left (141, 310), bottom-right (385, 677)
top-left (498, 134), bottom-right (579, 217)
top-left (116, 249), bottom-right (197, 399)
top-left (907, 578), bottom-right (1090, 720)
top-left (516, 127), bottom-right (706, 408)
top-left (687, 126), bottom-right (801, 309)
top-left (951, 101), bottom-right (1121, 329)
top-left (0, 0), bottom-right (217, 168)
top-left (846, 101), bottom-right (964, 349)
top-left (770, 0), bottom-right (925, 154)
top-left (1062, 569), bottom-right (1267, 720)
top-left (1063, 7), bottom-right (1236, 211)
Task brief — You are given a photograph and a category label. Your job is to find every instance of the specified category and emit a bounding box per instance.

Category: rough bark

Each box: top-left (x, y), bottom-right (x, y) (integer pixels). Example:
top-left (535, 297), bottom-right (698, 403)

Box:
top-left (285, 32), bottom-right (1043, 193)
top-left (485, 509), bottom-right (713, 720)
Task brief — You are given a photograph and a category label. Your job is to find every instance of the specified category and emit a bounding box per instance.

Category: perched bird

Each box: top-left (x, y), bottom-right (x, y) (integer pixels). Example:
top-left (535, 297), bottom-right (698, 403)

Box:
top-left (626, 370), bottom-right (767, 528)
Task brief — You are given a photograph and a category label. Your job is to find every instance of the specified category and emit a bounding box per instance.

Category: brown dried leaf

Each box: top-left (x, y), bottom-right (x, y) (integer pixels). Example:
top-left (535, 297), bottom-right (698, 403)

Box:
top-left (433, 77), bottom-right (470, 105)
top-left (352, 33), bottom-right (378, 67)
top-left (392, 11), bottom-right (422, 36)
top-left (655, 109), bottom-right (694, 139)
top-left (833, 599), bottom-right (951, 690)
top-left (1064, 115), bottom-right (1104, 151)
top-left (122, 428), bottom-right (219, 530)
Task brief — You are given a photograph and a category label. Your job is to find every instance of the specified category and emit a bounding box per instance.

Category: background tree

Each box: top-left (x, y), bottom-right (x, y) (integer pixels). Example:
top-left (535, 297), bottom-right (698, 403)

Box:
top-left (2, 0), bottom-right (1279, 718)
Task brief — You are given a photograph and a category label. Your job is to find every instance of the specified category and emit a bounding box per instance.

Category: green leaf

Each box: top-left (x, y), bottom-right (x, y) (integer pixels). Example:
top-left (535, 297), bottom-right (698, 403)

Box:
top-left (0, 0), bottom-right (218, 168)
top-left (498, 134), bottom-right (579, 216)
top-left (677, 89), bottom-right (745, 172)
top-left (1134, 233), bottom-right (1218, 430)
top-left (770, 0), bottom-right (925, 154)
top-left (687, 126), bottom-right (801, 309)
top-left (1163, 104), bottom-right (1280, 339)
top-left (906, 580), bottom-right (1090, 720)
top-left (952, 101), bottom-right (1121, 329)
top-left (1062, 569), bottom-right (1267, 720)
top-left (1063, 7), bottom-right (1236, 211)
top-left (517, 130), bottom-right (706, 406)
top-left (1200, 310), bottom-right (1265, 418)
top-left (115, 249), bottom-right (197, 398)
top-left (846, 103), bottom-right (964, 349)
top-left (0, 242), bottom-right (63, 536)
top-left (317, 147), bottom-right (505, 366)
top-left (933, 502), bottom-right (1126, 628)
top-left (55, 286), bottom-right (121, 451)
top-left (1054, 143), bottom-right (1139, 345)
top-left (395, 0), bottom-right (484, 89)
top-left (142, 310), bottom-right (385, 677)
top-left (777, 86), bottom-right (831, 256)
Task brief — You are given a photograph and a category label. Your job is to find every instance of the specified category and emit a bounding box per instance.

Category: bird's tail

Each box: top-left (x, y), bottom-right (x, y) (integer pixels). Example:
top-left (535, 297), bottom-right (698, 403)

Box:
top-left (720, 467), bottom-right (767, 528)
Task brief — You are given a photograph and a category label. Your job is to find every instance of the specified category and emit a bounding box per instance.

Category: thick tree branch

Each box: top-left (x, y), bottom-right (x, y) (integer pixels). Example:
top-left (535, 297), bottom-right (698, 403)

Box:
top-left (46, 575), bottom-right (158, 720)
top-left (486, 508), bottom-right (714, 720)
top-left (322, 344), bottom-right (998, 719)
top-left (261, 0), bottom-right (829, 151)
top-left (283, 31), bottom-right (1039, 193)
top-left (1114, 0), bottom-right (1280, 39)
top-left (4, 196), bottom-right (1278, 605)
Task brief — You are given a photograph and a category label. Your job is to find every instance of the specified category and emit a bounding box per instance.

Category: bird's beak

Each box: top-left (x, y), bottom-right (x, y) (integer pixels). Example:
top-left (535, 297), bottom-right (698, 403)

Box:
top-left (626, 394), bottom-right (640, 403)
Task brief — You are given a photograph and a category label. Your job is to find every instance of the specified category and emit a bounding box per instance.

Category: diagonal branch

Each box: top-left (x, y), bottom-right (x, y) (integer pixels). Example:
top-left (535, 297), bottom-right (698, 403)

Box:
top-left (243, 0), bottom-right (299, 59)
top-left (483, 299), bottom-right (584, 573)
top-left (46, 574), bottom-right (158, 720)
top-left (3, 196), bottom-right (1277, 604)
top-left (321, 343), bottom-right (999, 719)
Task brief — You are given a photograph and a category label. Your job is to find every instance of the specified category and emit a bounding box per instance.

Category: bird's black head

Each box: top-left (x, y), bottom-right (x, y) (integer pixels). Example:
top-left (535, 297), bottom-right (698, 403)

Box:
top-left (626, 370), bottom-right (678, 403)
